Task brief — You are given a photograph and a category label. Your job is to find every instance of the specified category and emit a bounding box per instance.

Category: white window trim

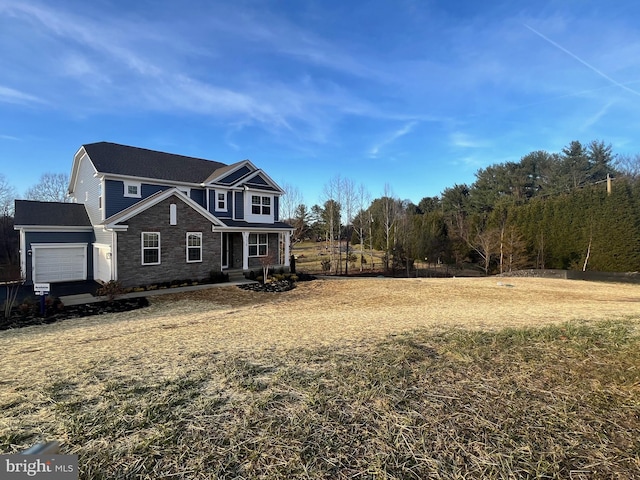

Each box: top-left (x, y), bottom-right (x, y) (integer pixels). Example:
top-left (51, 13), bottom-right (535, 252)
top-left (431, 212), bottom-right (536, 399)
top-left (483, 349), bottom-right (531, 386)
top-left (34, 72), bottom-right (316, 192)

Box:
top-left (251, 195), bottom-right (271, 215)
top-left (124, 181), bottom-right (142, 198)
top-left (186, 232), bottom-right (203, 263)
top-left (141, 232), bottom-right (161, 265)
top-left (248, 233), bottom-right (268, 257)
top-left (178, 187), bottom-right (191, 197)
top-left (215, 190), bottom-right (227, 212)
top-left (245, 192), bottom-right (274, 223)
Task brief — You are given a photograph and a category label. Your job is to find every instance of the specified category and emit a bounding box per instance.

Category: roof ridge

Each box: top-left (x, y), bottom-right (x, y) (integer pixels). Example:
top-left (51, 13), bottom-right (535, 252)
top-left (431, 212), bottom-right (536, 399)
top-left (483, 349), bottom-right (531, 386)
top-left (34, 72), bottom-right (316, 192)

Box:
top-left (82, 142), bottom-right (230, 184)
top-left (82, 141), bottom-right (224, 163)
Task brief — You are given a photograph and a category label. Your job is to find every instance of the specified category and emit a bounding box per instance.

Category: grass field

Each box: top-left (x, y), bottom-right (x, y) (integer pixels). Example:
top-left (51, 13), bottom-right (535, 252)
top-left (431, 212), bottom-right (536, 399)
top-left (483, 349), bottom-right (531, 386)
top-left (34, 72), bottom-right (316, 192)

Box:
top-left (1, 277), bottom-right (640, 478)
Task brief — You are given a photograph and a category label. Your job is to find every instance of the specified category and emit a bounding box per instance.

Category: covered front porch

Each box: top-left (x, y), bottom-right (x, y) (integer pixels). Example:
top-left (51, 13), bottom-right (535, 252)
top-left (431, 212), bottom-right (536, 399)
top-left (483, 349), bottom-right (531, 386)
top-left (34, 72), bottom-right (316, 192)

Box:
top-left (221, 230), bottom-right (291, 274)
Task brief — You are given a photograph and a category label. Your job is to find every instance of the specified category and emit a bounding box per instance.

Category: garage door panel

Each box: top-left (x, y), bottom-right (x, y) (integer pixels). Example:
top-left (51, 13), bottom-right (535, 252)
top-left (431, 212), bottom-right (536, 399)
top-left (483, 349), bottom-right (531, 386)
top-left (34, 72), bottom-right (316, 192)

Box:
top-left (33, 245), bottom-right (87, 283)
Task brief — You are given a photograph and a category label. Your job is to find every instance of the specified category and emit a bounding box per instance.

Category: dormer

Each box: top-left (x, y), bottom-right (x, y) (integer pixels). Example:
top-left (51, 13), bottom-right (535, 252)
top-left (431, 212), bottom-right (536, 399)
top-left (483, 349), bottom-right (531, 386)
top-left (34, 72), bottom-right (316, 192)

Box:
top-left (204, 160), bottom-right (284, 223)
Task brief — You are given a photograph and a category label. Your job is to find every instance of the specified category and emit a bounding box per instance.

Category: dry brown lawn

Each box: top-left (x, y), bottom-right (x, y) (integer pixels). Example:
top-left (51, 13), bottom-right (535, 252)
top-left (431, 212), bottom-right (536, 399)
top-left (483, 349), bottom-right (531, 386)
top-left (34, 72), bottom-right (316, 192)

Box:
top-left (2, 277), bottom-right (640, 478)
top-left (2, 277), bottom-right (640, 379)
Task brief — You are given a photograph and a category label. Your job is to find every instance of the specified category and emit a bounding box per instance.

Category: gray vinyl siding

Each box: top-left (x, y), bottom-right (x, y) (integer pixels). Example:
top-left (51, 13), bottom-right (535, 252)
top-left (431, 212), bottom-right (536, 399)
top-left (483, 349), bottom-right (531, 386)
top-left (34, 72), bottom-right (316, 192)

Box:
top-left (235, 191), bottom-right (244, 219)
top-left (73, 154), bottom-right (102, 224)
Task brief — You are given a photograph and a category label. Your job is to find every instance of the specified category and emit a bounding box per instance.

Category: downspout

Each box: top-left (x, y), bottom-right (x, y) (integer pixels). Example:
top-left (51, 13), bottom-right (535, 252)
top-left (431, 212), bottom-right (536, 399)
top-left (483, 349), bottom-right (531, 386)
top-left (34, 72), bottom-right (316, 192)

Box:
top-left (111, 229), bottom-right (118, 281)
top-left (19, 229), bottom-right (26, 281)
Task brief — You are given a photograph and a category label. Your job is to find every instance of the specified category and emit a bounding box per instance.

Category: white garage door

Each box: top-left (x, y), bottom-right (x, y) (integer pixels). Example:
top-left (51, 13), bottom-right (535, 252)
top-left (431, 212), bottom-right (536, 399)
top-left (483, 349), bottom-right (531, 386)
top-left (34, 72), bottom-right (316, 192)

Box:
top-left (32, 244), bottom-right (87, 283)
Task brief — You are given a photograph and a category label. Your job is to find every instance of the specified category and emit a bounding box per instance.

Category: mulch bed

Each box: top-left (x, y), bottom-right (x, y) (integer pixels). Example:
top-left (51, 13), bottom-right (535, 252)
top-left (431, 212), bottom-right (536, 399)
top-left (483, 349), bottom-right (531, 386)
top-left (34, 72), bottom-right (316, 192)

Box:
top-left (0, 297), bottom-right (149, 331)
top-left (1, 279), bottom-right (302, 330)
top-left (237, 280), bottom-right (296, 293)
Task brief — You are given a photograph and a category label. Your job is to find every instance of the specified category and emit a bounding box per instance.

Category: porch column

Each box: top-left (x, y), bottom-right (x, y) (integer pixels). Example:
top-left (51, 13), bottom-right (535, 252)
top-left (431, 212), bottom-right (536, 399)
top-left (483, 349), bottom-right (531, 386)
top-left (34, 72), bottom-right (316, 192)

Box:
top-left (283, 232), bottom-right (290, 267)
top-left (241, 231), bottom-right (249, 270)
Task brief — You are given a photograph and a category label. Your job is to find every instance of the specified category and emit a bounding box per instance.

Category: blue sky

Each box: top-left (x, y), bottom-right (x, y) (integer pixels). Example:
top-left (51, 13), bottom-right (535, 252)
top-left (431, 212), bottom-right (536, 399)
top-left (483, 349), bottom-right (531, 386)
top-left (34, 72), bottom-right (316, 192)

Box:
top-left (1, 0), bottom-right (640, 206)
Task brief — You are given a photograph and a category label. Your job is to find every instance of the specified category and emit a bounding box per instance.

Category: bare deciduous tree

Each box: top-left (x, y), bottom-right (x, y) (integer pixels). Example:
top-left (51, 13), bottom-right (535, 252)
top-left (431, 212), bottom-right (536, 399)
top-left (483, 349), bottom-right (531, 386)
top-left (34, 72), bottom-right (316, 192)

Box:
top-left (474, 228), bottom-right (499, 275)
top-left (322, 176), bottom-right (343, 274)
top-left (614, 153), bottom-right (640, 181)
top-left (381, 184), bottom-right (399, 272)
top-left (25, 172), bottom-right (70, 203)
top-left (259, 251), bottom-right (277, 284)
top-left (352, 184), bottom-right (371, 271)
top-left (0, 174), bottom-right (17, 216)
top-left (0, 175), bottom-right (19, 266)
top-left (279, 181), bottom-right (304, 223)
top-left (341, 178), bottom-right (357, 275)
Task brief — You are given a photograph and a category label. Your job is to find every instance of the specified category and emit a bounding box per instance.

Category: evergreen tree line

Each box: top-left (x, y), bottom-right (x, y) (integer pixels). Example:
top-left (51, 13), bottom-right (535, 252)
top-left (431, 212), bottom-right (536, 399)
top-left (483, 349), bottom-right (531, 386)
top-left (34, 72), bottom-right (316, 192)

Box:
top-left (288, 140), bottom-right (640, 274)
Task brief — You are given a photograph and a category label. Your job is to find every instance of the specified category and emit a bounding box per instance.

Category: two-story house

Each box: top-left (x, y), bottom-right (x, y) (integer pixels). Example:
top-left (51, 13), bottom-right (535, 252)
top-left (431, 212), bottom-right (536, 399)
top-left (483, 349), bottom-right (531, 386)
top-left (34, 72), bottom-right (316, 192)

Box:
top-left (14, 142), bottom-right (293, 287)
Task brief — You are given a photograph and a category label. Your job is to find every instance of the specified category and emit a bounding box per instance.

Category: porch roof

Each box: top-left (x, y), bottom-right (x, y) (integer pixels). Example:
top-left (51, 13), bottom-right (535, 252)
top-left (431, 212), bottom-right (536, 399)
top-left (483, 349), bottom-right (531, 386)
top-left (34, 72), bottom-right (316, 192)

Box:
top-left (219, 219), bottom-right (293, 230)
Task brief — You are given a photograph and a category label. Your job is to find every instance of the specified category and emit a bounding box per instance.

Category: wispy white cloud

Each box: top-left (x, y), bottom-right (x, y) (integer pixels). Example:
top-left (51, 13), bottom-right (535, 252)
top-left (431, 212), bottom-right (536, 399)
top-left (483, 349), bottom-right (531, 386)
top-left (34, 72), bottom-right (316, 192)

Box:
top-left (524, 24), bottom-right (640, 98)
top-left (0, 0), bottom-right (397, 144)
top-left (450, 155), bottom-right (484, 170)
top-left (450, 132), bottom-right (488, 149)
top-left (0, 134), bottom-right (21, 141)
top-left (369, 121), bottom-right (418, 157)
top-left (581, 101), bottom-right (615, 131)
top-left (1, 1), bottom-right (162, 76)
top-left (0, 85), bottom-right (46, 105)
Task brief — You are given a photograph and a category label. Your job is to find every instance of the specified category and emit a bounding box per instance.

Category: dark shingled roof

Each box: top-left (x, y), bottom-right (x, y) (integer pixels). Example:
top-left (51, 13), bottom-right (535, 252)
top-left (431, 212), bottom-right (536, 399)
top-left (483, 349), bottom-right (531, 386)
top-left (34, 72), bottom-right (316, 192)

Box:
top-left (83, 142), bottom-right (228, 184)
top-left (14, 200), bottom-right (91, 227)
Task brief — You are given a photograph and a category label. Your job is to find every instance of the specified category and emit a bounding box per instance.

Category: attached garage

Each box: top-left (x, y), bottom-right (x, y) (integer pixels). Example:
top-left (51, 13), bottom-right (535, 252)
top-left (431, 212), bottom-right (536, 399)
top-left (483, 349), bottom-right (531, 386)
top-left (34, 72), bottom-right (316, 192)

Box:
top-left (31, 243), bottom-right (88, 283)
top-left (14, 200), bottom-right (94, 285)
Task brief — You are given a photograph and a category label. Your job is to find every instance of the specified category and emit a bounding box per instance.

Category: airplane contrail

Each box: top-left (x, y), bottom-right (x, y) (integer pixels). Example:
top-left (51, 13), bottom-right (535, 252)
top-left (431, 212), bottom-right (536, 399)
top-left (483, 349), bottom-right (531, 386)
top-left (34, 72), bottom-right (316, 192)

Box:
top-left (524, 23), bottom-right (640, 97)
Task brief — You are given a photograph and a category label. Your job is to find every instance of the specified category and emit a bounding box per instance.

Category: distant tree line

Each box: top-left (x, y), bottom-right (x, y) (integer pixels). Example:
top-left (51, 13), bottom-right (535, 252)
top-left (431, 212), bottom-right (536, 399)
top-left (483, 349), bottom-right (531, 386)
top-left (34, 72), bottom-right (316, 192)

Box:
top-left (2, 141), bottom-right (640, 275)
top-left (282, 140), bottom-right (640, 274)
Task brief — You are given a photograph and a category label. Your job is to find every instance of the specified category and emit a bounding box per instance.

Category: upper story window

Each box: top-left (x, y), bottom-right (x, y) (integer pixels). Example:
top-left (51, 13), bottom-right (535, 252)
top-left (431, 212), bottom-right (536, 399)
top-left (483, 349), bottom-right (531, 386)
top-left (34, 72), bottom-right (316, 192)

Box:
top-left (124, 181), bottom-right (141, 198)
top-left (216, 191), bottom-right (227, 212)
top-left (251, 195), bottom-right (271, 215)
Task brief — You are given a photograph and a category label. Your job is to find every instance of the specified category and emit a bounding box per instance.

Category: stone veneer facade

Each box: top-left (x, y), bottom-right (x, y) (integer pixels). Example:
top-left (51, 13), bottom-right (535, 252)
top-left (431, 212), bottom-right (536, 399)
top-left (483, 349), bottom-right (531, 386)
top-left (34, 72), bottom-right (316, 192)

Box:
top-left (116, 196), bottom-right (221, 287)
